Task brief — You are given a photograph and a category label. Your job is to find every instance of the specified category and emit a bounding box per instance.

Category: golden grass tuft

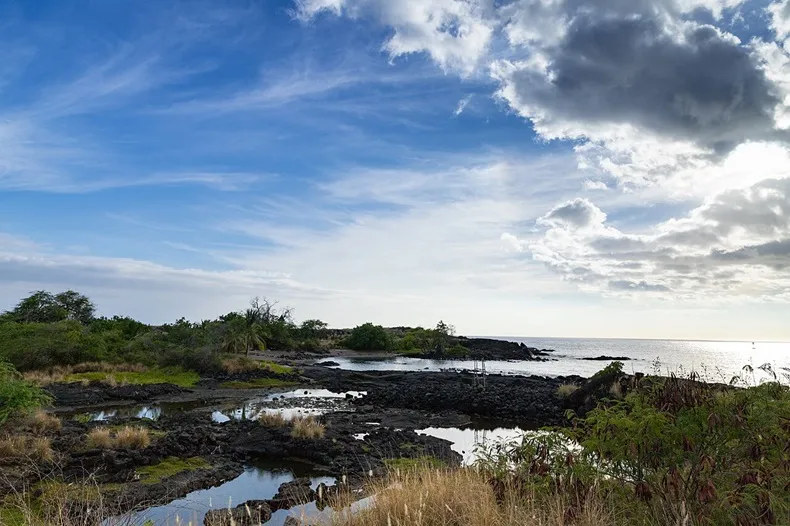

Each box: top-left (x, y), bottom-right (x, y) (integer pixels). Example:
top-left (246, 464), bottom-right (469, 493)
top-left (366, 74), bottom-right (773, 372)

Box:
top-left (26, 410), bottom-right (62, 434)
top-left (331, 468), bottom-right (614, 526)
top-left (258, 412), bottom-right (289, 428)
top-left (86, 427), bottom-right (113, 449)
top-left (0, 435), bottom-right (54, 462)
top-left (113, 426), bottom-right (151, 449)
top-left (290, 415), bottom-right (325, 439)
top-left (86, 426), bottom-right (151, 450)
top-left (556, 383), bottom-right (580, 398)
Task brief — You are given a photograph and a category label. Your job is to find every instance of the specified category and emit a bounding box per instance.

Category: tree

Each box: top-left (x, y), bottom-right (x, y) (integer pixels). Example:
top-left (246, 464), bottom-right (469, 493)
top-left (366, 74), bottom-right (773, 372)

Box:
top-left (5, 290), bottom-right (96, 324)
top-left (346, 323), bottom-right (391, 351)
top-left (222, 307), bottom-right (269, 356)
top-left (433, 320), bottom-right (455, 354)
top-left (299, 319), bottom-right (328, 340)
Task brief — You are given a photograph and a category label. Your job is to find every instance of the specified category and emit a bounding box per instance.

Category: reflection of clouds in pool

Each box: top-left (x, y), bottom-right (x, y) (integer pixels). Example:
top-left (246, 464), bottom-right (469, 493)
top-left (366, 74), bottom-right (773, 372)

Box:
top-left (79, 389), bottom-right (364, 424)
top-left (119, 462), bottom-right (335, 526)
top-left (416, 426), bottom-right (526, 466)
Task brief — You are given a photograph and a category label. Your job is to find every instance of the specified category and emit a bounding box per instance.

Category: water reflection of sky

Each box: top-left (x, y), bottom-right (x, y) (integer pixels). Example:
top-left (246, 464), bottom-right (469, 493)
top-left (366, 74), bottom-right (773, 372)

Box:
top-left (81, 389), bottom-right (366, 424)
top-left (120, 459), bottom-right (335, 526)
top-left (416, 425), bottom-right (527, 466)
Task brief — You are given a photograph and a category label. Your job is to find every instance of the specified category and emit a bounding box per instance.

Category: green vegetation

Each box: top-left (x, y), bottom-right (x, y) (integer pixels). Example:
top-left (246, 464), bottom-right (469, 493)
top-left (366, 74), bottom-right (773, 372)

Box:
top-left (384, 456), bottom-right (447, 471)
top-left (136, 457), bottom-right (211, 484)
top-left (65, 367), bottom-right (199, 387)
top-left (219, 378), bottom-right (299, 389)
top-left (345, 322), bottom-right (392, 351)
top-left (394, 321), bottom-right (469, 358)
top-left (0, 291), bottom-right (326, 379)
top-left (259, 361), bottom-right (294, 375)
top-left (0, 362), bottom-right (52, 425)
top-left (476, 364), bottom-right (790, 525)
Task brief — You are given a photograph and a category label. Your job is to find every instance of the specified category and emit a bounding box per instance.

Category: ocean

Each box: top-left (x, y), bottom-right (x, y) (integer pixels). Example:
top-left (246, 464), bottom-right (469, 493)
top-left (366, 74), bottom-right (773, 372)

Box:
top-left (329, 337), bottom-right (790, 381)
top-left (504, 337), bottom-right (790, 381)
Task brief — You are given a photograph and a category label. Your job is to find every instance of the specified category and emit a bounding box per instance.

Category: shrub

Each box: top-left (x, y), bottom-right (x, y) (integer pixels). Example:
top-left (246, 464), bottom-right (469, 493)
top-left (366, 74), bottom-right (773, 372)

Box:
top-left (479, 368), bottom-right (790, 526)
top-left (0, 361), bottom-right (53, 425)
top-left (345, 323), bottom-right (391, 351)
top-left (291, 416), bottom-right (325, 439)
top-left (0, 320), bottom-right (108, 370)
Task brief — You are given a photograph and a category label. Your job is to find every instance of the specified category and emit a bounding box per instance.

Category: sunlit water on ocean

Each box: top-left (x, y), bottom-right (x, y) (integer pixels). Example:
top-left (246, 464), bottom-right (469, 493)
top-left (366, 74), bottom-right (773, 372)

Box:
top-left (329, 338), bottom-right (790, 381)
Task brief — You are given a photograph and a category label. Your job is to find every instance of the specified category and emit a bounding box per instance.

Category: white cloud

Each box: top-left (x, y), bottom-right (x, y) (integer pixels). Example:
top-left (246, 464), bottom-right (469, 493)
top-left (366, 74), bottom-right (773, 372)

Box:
top-left (769, 0), bottom-right (790, 41)
top-left (529, 176), bottom-right (790, 301)
top-left (584, 180), bottom-right (608, 191)
top-left (454, 94), bottom-right (473, 116)
top-left (297, 0), bottom-right (496, 74)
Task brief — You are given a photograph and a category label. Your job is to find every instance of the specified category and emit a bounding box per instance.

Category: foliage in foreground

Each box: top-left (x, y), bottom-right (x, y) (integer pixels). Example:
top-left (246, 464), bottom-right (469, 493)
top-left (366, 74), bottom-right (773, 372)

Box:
top-left (0, 362), bottom-right (52, 425)
top-left (477, 365), bottom-right (790, 526)
top-left (330, 466), bottom-right (615, 526)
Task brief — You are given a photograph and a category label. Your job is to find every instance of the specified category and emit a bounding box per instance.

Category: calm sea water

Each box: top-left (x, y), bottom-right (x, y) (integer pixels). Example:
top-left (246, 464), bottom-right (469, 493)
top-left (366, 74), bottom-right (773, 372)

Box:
top-left (330, 338), bottom-right (790, 381)
top-left (505, 337), bottom-right (790, 380)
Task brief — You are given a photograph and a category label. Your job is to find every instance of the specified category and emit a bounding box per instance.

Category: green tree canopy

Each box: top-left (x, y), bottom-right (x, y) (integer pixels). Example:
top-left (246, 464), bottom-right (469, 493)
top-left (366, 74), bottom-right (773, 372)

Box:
top-left (4, 290), bottom-right (96, 325)
top-left (346, 323), bottom-right (391, 351)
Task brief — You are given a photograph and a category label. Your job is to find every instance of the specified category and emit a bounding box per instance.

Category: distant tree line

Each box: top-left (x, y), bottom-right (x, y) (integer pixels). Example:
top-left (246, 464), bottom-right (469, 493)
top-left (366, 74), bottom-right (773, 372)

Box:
top-left (0, 290), bottom-right (468, 373)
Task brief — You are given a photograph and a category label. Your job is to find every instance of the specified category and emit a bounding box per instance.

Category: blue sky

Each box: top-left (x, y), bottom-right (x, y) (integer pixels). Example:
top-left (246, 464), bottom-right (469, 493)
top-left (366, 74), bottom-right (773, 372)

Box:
top-left (2, 0), bottom-right (790, 340)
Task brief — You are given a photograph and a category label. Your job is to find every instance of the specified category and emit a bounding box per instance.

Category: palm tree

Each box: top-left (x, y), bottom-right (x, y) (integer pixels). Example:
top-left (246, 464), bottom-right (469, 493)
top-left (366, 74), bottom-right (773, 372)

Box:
top-left (222, 309), bottom-right (269, 356)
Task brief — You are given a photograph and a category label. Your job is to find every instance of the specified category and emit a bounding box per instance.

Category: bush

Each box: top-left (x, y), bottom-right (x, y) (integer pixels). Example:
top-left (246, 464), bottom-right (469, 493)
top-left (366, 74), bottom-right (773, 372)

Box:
top-left (0, 362), bottom-right (53, 425)
top-left (0, 321), bottom-right (108, 370)
top-left (158, 346), bottom-right (222, 375)
top-left (345, 323), bottom-right (391, 351)
top-left (479, 367), bottom-right (790, 526)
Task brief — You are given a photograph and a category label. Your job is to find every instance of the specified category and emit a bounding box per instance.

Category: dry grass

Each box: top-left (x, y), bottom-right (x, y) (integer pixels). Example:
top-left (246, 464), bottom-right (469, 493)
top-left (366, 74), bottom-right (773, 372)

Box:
top-left (86, 427), bottom-right (113, 449)
top-left (113, 426), bottom-right (151, 449)
top-left (0, 435), bottom-right (54, 462)
top-left (331, 468), bottom-right (616, 526)
top-left (556, 383), bottom-right (580, 398)
top-left (86, 426), bottom-right (151, 450)
top-left (23, 363), bottom-right (147, 385)
top-left (290, 416), bottom-right (326, 439)
top-left (258, 412), bottom-right (289, 428)
top-left (26, 411), bottom-right (62, 434)
top-left (221, 356), bottom-right (261, 374)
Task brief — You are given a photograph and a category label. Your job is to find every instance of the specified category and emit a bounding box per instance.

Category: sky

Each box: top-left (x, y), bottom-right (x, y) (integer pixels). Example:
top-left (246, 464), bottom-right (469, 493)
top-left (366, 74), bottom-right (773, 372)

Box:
top-left (2, 0), bottom-right (790, 340)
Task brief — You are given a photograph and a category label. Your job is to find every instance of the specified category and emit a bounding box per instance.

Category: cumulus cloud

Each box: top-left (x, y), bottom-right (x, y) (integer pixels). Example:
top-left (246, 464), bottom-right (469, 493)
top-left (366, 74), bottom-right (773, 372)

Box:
top-left (301, 0), bottom-right (790, 195)
top-left (769, 0), bottom-right (790, 41)
top-left (493, 18), bottom-right (780, 155)
top-left (296, 0), bottom-right (495, 73)
top-left (537, 198), bottom-right (607, 229)
top-left (530, 177), bottom-right (790, 299)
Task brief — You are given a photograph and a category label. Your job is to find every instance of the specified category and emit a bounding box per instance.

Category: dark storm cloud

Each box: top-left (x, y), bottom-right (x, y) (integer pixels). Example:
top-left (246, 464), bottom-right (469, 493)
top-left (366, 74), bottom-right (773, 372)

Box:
top-left (498, 9), bottom-right (783, 154)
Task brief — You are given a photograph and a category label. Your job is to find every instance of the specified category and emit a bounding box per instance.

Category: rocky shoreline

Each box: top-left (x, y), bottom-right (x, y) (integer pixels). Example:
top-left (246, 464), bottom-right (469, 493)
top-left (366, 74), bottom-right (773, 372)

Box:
top-left (3, 349), bottom-right (618, 525)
